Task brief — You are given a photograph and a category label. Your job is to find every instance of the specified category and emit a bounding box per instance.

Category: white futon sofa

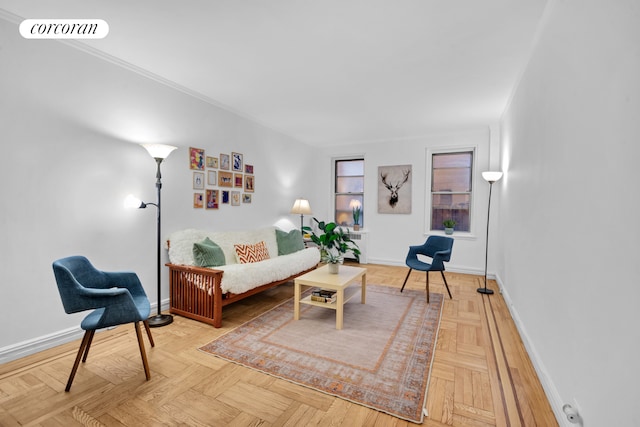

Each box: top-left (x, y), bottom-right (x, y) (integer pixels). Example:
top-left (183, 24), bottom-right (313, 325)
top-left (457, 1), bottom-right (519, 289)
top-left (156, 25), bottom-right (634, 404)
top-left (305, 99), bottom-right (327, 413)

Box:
top-left (165, 226), bottom-right (320, 327)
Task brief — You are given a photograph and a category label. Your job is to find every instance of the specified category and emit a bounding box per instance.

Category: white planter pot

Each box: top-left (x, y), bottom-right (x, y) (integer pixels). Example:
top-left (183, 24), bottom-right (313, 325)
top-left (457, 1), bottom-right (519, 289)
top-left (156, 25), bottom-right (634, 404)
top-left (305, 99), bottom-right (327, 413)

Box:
top-left (328, 263), bottom-right (340, 274)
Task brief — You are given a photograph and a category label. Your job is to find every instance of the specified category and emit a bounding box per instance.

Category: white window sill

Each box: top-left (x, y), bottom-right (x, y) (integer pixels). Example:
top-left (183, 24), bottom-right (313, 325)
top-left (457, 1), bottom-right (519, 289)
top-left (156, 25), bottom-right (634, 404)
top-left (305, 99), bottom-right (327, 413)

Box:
top-left (427, 230), bottom-right (477, 241)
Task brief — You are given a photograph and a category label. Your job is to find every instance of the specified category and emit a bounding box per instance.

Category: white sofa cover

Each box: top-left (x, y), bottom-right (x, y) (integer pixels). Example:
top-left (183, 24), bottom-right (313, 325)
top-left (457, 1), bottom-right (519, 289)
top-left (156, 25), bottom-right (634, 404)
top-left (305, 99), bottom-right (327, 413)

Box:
top-left (166, 226), bottom-right (320, 294)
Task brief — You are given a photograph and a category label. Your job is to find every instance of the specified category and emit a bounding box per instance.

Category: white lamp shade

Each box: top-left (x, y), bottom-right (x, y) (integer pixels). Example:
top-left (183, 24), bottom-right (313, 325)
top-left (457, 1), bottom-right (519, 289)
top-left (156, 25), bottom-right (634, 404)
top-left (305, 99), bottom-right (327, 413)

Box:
top-left (482, 171), bottom-right (503, 183)
top-left (290, 198), bottom-right (312, 215)
top-left (141, 143), bottom-right (177, 159)
top-left (124, 194), bottom-right (143, 209)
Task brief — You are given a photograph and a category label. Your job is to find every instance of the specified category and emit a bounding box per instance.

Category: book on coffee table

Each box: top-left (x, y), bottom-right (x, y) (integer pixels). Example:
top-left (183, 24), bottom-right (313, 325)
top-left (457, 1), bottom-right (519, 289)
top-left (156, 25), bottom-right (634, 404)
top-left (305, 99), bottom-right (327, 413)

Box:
top-left (311, 288), bottom-right (337, 303)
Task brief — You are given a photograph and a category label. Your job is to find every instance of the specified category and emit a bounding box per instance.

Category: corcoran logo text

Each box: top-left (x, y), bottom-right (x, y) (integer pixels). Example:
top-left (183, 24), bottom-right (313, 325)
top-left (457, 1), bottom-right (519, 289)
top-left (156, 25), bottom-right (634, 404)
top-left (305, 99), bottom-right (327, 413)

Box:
top-left (20, 19), bottom-right (109, 39)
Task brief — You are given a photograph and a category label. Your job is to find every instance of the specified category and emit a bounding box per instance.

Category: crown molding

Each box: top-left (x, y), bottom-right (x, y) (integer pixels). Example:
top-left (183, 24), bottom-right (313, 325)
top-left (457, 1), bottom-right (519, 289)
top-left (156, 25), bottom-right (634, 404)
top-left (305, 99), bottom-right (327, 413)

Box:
top-left (0, 8), bottom-right (303, 144)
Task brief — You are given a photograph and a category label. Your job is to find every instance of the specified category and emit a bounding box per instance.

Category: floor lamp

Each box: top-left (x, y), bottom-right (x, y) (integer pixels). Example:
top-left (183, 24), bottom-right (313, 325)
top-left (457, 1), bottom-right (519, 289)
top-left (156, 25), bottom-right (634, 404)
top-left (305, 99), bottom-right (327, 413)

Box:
top-left (290, 198), bottom-right (312, 232)
top-left (125, 143), bottom-right (177, 327)
top-left (477, 171), bottom-right (503, 295)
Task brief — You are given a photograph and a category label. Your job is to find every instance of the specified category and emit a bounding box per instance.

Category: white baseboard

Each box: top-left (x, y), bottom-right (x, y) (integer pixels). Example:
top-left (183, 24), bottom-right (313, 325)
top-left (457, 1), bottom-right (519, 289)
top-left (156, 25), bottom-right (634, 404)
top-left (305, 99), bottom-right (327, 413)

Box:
top-left (494, 274), bottom-right (567, 426)
top-left (366, 257), bottom-right (486, 277)
top-left (365, 257), bottom-right (405, 267)
top-left (447, 265), bottom-right (486, 277)
top-left (0, 299), bottom-right (170, 365)
top-left (0, 326), bottom-right (83, 365)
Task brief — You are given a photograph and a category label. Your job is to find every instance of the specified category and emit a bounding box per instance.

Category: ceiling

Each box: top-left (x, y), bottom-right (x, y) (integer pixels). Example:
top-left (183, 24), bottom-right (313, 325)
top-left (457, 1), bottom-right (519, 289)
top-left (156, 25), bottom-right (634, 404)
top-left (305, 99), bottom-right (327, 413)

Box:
top-left (0, 0), bottom-right (548, 145)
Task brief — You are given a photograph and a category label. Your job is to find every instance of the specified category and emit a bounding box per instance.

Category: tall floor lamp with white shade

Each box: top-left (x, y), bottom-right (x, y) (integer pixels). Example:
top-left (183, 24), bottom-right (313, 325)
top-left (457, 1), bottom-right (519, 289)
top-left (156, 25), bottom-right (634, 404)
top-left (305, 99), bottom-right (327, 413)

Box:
top-left (125, 143), bottom-right (177, 327)
top-left (477, 171), bottom-right (503, 295)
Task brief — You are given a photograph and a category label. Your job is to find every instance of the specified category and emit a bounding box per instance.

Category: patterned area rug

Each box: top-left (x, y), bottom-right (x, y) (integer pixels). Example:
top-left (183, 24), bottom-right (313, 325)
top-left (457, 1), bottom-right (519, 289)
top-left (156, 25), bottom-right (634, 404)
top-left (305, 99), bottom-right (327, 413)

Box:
top-left (200, 285), bottom-right (443, 423)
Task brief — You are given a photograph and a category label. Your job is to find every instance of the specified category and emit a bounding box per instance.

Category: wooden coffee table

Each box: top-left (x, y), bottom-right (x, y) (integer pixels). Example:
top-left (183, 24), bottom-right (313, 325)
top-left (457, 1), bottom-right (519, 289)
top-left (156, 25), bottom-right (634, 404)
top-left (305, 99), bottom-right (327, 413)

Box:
top-left (294, 264), bottom-right (367, 329)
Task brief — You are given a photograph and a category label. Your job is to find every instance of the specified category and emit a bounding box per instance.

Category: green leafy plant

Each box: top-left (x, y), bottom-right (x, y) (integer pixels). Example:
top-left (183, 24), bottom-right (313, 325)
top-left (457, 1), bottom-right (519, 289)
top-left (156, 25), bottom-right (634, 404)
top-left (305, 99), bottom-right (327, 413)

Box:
top-left (443, 219), bottom-right (456, 228)
top-left (303, 218), bottom-right (361, 263)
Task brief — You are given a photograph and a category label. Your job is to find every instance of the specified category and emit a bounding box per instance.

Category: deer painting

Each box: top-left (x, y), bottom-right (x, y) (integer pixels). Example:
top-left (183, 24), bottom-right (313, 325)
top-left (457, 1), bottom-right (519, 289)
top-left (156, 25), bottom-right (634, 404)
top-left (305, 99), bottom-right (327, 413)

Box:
top-left (380, 167), bottom-right (411, 209)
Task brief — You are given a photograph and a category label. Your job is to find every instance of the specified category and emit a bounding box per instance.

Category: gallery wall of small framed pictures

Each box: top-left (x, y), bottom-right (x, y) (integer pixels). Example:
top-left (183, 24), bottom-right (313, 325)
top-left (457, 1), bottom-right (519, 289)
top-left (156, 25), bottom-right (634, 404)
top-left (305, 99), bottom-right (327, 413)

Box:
top-left (190, 147), bottom-right (254, 210)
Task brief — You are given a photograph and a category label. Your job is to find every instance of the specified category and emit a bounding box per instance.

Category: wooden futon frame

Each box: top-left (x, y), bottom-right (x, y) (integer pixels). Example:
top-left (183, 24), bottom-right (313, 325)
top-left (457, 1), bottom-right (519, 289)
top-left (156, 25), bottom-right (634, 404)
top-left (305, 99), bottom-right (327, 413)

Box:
top-left (166, 263), bottom-right (316, 328)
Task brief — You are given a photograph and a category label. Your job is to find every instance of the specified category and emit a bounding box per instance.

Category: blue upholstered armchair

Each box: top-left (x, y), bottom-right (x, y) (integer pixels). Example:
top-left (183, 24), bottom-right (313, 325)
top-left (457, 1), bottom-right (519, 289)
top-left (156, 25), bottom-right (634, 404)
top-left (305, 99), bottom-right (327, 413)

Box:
top-left (400, 236), bottom-right (454, 303)
top-left (52, 256), bottom-right (154, 391)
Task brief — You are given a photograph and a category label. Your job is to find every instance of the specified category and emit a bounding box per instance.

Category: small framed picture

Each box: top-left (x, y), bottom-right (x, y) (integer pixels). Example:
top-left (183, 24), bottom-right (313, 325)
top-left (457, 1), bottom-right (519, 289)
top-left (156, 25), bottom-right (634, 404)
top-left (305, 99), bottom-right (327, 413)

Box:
top-left (218, 171), bottom-right (233, 187)
top-left (221, 190), bottom-right (230, 204)
top-left (206, 156), bottom-right (218, 168)
top-left (207, 170), bottom-right (217, 186)
top-left (190, 147), bottom-right (205, 170)
top-left (220, 153), bottom-right (230, 170)
top-left (242, 194), bottom-right (252, 204)
top-left (206, 189), bottom-right (219, 209)
top-left (193, 172), bottom-right (205, 190)
top-left (231, 191), bottom-right (241, 206)
top-left (232, 152), bottom-right (243, 172)
top-left (234, 173), bottom-right (243, 188)
top-left (244, 175), bottom-right (254, 192)
top-left (193, 193), bottom-right (204, 208)
top-left (244, 164), bottom-right (254, 174)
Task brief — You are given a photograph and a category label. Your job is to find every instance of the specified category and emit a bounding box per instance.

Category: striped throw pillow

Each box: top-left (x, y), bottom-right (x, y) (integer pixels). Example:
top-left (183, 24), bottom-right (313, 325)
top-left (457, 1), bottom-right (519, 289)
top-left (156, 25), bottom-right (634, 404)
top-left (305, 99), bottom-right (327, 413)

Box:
top-left (234, 241), bottom-right (270, 264)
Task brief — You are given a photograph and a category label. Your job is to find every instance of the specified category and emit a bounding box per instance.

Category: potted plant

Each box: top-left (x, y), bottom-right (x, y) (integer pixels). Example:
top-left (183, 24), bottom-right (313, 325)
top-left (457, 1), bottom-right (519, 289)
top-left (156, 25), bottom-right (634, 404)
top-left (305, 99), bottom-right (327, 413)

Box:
top-left (352, 204), bottom-right (362, 231)
top-left (303, 218), bottom-right (361, 273)
top-left (443, 219), bottom-right (456, 235)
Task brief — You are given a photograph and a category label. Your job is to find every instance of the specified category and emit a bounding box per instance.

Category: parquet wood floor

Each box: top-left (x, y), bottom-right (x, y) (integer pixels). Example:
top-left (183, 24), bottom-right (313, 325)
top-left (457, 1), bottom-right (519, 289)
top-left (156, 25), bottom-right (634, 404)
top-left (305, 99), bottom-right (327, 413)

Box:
top-left (0, 263), bottom-right (557, 426)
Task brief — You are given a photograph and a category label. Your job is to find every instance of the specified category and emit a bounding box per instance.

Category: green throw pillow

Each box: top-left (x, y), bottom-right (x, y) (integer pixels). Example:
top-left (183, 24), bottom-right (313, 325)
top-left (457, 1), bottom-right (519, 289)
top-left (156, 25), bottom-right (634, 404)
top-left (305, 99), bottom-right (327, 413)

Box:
top-left (276, 229), bottom-right (305, 255)
top-left (193, 237), bottom-right (226, 267)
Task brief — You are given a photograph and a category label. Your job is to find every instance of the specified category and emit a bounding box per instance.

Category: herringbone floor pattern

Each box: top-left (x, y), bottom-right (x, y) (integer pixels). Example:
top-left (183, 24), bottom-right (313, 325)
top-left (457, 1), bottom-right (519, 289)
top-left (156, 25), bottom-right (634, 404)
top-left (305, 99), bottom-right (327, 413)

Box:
top-left (0, 263), bottom-right (557, 426)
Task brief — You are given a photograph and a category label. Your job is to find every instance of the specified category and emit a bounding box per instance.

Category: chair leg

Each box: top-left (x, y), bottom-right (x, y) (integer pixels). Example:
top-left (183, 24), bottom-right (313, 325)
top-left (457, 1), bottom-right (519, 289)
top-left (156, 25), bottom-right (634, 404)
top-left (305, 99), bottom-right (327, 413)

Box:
top-left (426, 271), bottom-right (430, 303)
top-left (143, 320), bottom-right (155, 347)
top-left (65, 329), bottom-right (93, 392)
top-left (441, 271), bottom-right (453, 299)
top-left (134, 321), bottom-right (151, 381)
top-left (81, 329), bottom-right (95, 363)
top-left (400, 268), bottom-right (413, 292)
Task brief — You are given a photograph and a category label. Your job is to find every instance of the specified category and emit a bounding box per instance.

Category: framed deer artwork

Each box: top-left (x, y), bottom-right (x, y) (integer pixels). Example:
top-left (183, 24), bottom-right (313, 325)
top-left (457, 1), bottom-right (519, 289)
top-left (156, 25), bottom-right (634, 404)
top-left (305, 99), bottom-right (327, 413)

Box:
top-left (378, 164), bottom-right (412, 214)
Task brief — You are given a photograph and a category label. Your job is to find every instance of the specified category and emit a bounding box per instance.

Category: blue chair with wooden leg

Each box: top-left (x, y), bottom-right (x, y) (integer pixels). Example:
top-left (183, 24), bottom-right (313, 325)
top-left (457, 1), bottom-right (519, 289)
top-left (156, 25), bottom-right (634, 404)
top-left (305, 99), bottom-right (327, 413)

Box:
top-left (400, 236), bottom-right (454, 303)
top-left (52, 256), bottom-right (154, 391)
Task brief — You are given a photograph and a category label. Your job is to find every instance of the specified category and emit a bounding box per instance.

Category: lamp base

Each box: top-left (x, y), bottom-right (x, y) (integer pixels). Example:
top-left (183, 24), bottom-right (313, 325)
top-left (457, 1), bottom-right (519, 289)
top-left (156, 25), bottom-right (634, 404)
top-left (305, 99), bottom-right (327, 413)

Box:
top-left (147, 314), bottom-right (173, 327)
top-left (476, 287), bottom-right (494, 295)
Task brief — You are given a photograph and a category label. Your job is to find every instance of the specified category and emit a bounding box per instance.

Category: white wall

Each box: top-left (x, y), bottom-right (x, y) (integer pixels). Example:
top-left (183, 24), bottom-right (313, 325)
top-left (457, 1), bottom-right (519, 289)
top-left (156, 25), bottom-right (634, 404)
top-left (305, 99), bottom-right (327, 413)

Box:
top-left (497, 0), bottom-right (640, 425)
top-left (0, 17), bottom-right (317, 360)
top-left (314, 128), bottom-right (497, 273)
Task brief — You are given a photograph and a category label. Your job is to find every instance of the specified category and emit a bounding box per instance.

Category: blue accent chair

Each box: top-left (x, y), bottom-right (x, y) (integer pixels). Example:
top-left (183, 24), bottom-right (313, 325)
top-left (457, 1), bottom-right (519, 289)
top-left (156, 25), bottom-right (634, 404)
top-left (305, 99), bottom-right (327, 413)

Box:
top-left (52, 256), bottom-right (154, 391)
top-left (400, 236), bottom-right (454, 302)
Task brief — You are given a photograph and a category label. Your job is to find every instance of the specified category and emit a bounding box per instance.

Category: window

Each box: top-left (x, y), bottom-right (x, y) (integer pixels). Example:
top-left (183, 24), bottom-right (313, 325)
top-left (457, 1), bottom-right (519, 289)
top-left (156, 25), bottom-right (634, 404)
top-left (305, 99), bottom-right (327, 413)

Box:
top-left (334, 158), bottom-right (364, 227)
top-left (431, 151), bottom-right (473, 232)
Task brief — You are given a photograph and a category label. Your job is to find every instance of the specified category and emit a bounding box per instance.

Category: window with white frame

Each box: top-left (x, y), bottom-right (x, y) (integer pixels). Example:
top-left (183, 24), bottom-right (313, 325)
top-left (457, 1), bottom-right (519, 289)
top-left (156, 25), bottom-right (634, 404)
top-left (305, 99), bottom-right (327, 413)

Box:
top-left (430, 150), bottom-right (473, 232)
top-left (334, 158), bottom-right (364, 227)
